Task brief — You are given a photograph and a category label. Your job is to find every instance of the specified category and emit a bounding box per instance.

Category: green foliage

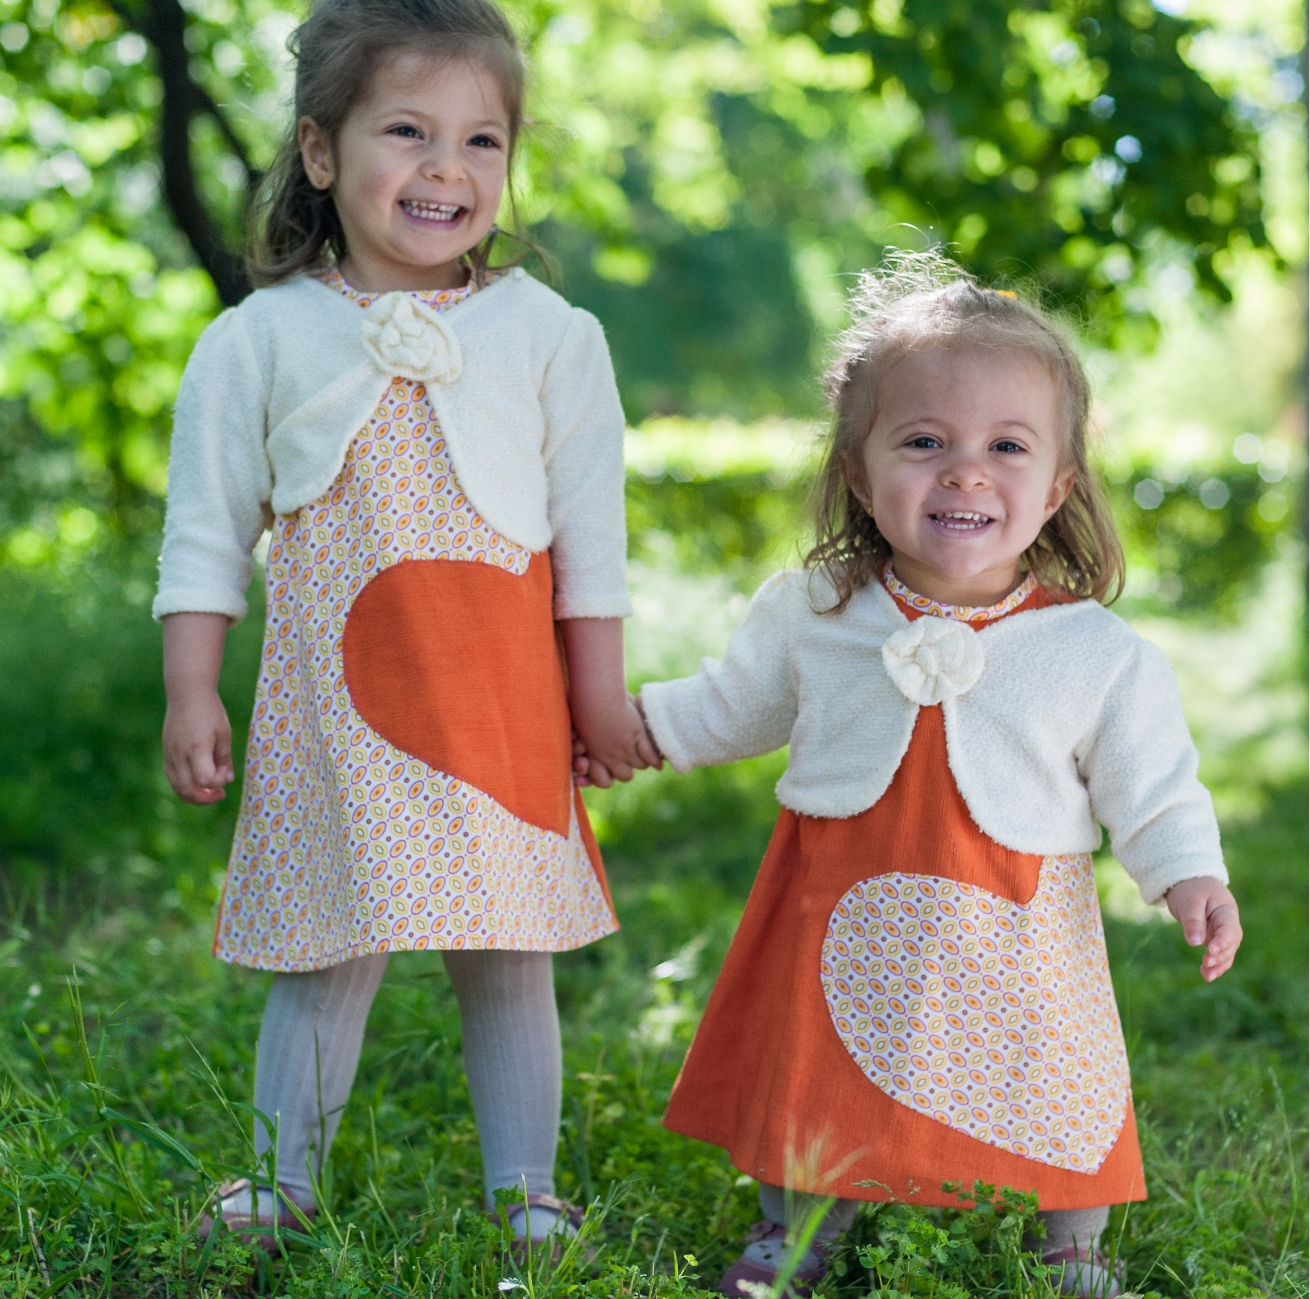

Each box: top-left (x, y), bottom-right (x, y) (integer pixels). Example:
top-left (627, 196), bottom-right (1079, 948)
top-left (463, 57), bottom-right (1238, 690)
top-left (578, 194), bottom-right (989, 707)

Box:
top-left (0, 544), bottom-right (261, 907)
top-left (0, 0), bottom-right (1299, 514)
top-left (0, 759), bottom-right (1304, 1295)
top-left (1114, 459), bottom-right (1293, 618)
top-left (788, 0), bottom-right (1271, 318)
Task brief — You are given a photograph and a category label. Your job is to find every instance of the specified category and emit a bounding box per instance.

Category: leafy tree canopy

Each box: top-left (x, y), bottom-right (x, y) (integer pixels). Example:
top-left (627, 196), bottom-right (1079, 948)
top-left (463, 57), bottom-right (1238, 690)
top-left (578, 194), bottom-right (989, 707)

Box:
top-left (0, 0), bottom-right (1298, 541)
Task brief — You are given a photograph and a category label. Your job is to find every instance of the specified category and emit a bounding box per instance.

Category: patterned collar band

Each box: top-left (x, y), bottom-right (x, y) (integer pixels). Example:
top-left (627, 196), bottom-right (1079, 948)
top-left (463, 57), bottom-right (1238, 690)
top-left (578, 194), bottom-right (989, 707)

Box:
top-left (316, 265), bottom-right (481, 311)
top-left (881, 566), bottom-right (1038, 624)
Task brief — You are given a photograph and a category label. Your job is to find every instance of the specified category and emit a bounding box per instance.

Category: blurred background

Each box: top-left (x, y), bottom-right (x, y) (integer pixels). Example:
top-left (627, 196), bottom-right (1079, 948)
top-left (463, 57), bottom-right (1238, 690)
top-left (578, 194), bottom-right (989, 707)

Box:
top-left (0, 0), bottom-right (1305, 1294)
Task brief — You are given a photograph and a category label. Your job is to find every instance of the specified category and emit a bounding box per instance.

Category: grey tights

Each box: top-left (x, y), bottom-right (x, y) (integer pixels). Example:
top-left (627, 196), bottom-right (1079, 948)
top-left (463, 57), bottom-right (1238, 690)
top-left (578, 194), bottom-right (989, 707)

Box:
top-left (758, 1185), bottom-right (1110, 1254)
top-left (252, 950), bottom-right (561, 1207)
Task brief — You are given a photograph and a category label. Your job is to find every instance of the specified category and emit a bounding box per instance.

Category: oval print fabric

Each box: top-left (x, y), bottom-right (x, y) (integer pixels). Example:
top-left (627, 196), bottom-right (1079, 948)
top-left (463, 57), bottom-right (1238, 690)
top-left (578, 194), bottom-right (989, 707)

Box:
top-left (820, 857), bottom-right (1130, 1172)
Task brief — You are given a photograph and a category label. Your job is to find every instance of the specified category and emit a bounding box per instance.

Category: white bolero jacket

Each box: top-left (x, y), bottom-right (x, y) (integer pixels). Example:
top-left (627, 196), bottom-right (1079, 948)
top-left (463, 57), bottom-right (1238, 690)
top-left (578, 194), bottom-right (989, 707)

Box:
top-left (640, 569), bottom-right (1226, 904)
top-left (153, 268), bottom-right (631, 623)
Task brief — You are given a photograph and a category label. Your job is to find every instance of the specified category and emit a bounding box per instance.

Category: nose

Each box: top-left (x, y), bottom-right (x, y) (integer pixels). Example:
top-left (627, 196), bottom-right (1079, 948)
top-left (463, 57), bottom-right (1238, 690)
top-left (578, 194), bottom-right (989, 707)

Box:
top-left (940, 446), bottom-right (990, 491)
top-left (419, 137), bottom-right (466, 183)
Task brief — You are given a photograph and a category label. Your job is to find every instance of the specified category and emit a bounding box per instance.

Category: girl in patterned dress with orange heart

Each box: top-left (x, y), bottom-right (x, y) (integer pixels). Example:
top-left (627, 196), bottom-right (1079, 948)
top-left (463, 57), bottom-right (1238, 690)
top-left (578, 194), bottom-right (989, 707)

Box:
top-left (155, 0), bottom-right (657, 1251)
top-left (632, 253), bottom-right (1242, 1297)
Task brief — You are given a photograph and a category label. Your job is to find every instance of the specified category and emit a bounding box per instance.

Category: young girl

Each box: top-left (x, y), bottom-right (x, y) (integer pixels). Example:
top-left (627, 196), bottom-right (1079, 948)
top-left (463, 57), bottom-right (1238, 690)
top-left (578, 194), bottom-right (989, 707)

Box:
top-left (155, 0), bottom-right (656, 1246)
top-left (634, 255), bottom-right (1242, 1297)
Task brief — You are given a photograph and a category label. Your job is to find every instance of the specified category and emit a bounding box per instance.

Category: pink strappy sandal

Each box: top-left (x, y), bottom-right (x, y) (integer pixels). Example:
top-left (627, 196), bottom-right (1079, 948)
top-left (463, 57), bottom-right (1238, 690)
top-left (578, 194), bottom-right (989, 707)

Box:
top-left (716, 1220), bottom-right (832, 1297)
top-left (196, 1178), bottom-right (316, 1253)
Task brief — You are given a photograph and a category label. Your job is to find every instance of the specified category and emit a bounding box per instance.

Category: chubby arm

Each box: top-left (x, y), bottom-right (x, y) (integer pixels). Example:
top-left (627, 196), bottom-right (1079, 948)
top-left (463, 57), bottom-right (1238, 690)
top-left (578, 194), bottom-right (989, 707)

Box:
top-left (162, 612), bottom-right (234, 804)
top-left (1081, 638), bottom-right (1239, 978)
top-left (562, 618), bottom-right (660, 788)
top-left (1079, 639), bottom-right (1227, 902)
top-left (639, 572), bottom-right (799, 772)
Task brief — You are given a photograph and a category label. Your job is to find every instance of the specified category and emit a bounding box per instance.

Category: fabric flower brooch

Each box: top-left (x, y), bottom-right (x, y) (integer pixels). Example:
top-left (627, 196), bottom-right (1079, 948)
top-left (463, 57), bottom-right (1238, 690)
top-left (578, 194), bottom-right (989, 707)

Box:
top-left (361, 293), bottom-right (462, 385)
top-left (881, 617), bottom-right (984, 706)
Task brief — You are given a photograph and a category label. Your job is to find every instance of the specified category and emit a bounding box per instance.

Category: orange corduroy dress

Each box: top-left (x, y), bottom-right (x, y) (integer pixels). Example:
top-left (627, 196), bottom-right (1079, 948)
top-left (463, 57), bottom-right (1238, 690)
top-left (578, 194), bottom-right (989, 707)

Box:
top-left (662, 571), bottom-right (1145, 1211)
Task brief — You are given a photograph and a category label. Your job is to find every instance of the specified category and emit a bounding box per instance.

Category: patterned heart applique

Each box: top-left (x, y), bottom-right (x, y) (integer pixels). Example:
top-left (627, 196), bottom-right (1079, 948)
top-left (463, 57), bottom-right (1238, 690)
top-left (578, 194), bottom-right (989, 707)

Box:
top-left (820, 856), bottom-right (1130, 1172)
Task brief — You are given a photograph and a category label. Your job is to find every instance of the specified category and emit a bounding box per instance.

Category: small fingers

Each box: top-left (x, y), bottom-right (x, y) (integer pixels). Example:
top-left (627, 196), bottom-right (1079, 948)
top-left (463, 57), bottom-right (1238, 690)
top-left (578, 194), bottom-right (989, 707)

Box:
top-left (214, 728), bottom-right (234, 785)
top-left (184, 745), bottom-right (229, 804)
top-left (588, 760), bottom-right (615, 789)
top-left (635, 732), bottom-right (663, 770)
top-left (1165, 882), bottom-right (1210, 947)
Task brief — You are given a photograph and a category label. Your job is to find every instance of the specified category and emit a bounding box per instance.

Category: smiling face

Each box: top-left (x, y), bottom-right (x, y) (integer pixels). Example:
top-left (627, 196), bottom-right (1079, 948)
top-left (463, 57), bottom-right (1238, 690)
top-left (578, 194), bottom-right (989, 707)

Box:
top-left (298, 50), bottom-right (511, 293)
top-left (847, 345), bottom-right (1074, 607)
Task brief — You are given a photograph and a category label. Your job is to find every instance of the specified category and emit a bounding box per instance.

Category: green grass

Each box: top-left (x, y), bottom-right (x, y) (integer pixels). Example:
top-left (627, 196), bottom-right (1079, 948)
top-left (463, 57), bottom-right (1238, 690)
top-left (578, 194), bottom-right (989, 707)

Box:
top-left (0, 756), bottom-right (1304, 1297)
top-left (0, 518), bottom-right (1304, 1297)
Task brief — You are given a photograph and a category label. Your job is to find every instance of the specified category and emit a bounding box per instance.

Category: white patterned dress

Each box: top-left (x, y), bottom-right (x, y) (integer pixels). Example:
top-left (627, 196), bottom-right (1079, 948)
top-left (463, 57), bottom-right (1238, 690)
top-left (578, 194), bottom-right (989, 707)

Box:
top-left (214, 270), bottom-right (618, 972)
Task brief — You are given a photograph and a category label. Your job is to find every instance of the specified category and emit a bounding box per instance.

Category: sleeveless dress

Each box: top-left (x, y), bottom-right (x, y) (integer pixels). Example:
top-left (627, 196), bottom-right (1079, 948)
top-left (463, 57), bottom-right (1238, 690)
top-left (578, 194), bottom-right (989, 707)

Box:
top-left (212, 270), bottom-right (618, 973)
top-left (662, 569), bottom-right (1146, 1210)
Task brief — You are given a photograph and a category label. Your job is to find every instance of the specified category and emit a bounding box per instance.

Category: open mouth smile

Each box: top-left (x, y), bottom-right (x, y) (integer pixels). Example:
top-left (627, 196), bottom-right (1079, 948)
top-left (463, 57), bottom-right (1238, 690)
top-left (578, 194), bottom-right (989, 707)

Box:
top-left (399, 199), bottom-right (466, 225)
top-left (929, 510), bottom-right (994, 534)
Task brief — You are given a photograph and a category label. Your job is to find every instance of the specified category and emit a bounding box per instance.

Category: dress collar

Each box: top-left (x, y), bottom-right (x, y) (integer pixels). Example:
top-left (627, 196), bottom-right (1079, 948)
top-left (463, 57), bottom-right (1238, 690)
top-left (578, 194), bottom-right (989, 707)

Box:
top-left (881, 565), bottom-right (1038, 625)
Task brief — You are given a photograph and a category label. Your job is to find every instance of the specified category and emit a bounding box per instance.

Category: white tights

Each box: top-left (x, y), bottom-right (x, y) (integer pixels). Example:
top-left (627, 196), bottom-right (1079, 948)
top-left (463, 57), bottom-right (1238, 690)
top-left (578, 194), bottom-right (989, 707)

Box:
top-left (251, 951), bottom-right (561, 1209)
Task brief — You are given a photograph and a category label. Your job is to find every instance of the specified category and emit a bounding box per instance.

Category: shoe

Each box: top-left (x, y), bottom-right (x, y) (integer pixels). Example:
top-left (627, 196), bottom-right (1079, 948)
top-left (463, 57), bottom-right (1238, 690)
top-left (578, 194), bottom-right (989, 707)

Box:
top-left (717, 1220), bottom-right (832, 1297)
top-left (495, 1192), bottom-right (586, 1264)
top-left (1042, 1244), bottom-right (1124, 1297)
top-left (196, 1178), bottom-right (316, 1253)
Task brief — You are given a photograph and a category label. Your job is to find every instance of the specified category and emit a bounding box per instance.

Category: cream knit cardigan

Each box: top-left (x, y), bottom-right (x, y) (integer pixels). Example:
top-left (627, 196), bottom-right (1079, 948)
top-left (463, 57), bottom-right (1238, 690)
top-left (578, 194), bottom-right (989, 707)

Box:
top-left (153, 268), bottom-right (631, 623)
top-left (640, 569), bottom-right (1226, 904)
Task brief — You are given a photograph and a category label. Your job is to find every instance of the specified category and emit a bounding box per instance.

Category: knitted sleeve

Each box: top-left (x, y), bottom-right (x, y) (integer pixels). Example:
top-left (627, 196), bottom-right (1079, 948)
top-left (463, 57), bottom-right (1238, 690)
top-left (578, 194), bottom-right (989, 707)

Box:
top-left (152, 309), bottom-right (273, 622)
top-left (640, 572), bottom-right (799, 772)
top-left (540, 309), bottom-right (632, 620)
top-left (1077, 638), bottom-right (1227, 903)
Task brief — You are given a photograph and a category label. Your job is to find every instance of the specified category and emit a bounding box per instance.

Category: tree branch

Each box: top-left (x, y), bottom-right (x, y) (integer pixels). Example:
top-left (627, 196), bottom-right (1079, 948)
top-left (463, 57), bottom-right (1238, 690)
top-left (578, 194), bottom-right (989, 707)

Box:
top-left (111, 0), bottom-right (250, 305)
top-left (151, 0), bottom-right (248, 305)
top-left (190, 79), bottom-right (262, 190)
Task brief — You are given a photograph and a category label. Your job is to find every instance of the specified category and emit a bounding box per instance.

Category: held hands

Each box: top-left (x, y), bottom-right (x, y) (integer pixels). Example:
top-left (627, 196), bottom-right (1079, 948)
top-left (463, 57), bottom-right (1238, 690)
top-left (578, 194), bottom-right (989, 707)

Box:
top-left (1163, 876), bottom-right (1242, 982)
top-left (572, 693), bottom-right (662, 788)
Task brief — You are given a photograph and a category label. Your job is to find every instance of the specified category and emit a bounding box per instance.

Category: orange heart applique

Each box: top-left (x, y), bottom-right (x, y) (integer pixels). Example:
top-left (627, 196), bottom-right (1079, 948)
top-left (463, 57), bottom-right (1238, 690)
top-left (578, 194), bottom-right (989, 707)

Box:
top-left (342, 553), bottom-right (573, 838)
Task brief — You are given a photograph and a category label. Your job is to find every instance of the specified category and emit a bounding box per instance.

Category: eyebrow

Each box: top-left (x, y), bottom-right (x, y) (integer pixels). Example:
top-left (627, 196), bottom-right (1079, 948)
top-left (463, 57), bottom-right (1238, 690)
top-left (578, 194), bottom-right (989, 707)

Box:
top-left (374, 108), bottom-right (507, 126)
top-left (890, 416), bottom-right (1044, 438)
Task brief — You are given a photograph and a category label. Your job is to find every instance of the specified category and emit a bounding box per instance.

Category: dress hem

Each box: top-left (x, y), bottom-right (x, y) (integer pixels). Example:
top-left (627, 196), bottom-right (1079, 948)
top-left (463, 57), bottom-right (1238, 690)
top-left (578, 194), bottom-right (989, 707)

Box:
top-left (212, 917), bottom-right (621, 974)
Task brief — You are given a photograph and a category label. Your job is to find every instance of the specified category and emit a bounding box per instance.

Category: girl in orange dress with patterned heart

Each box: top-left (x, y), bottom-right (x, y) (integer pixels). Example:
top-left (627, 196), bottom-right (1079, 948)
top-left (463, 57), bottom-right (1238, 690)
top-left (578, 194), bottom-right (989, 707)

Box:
top-left (154, 0), bottom-right (657, 1249)
top-left (635, 253), bottom-right (1242, 1297)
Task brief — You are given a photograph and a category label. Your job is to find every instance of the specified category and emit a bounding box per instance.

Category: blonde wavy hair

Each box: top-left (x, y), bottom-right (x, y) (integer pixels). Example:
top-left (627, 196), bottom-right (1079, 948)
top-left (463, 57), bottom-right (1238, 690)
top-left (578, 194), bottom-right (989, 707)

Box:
top-left (805, 250), bottom-right (1125, 611)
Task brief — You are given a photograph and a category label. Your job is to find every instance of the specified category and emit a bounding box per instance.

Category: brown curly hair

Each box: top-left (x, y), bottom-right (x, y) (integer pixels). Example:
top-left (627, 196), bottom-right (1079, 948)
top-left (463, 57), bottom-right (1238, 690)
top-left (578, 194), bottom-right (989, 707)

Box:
top-left (806, 250), bottom-right (1124, 611)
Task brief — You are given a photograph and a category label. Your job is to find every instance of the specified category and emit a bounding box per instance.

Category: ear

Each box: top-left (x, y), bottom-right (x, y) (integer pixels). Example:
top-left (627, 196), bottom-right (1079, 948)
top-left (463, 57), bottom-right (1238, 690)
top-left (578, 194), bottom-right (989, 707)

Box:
top-left (839, 452), bottom-right (874, 514)
top-left (1044, 466), bottom-right (1076, 520)
top-left (298, 117), bottom-right (335, 191)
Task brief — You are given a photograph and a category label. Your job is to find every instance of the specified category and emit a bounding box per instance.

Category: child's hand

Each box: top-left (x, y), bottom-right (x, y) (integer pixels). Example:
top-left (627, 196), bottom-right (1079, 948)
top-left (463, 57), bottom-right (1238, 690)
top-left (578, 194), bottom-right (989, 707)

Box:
top-left (163, 691), bottom-right (234, 803)
top-left (161, 612), bottom-right (234, 805)
top-left (1163, 876), bottom-right (1242, 982)
top-left (572, 693), bottom-right (662, 788)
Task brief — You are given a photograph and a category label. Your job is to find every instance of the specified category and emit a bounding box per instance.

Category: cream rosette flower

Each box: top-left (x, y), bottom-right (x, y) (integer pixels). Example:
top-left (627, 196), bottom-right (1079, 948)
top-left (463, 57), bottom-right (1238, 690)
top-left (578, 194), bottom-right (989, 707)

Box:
top-left (881, 616), bottom-right (984, 706)
top-left (360, 292), bottom-right (463, 385)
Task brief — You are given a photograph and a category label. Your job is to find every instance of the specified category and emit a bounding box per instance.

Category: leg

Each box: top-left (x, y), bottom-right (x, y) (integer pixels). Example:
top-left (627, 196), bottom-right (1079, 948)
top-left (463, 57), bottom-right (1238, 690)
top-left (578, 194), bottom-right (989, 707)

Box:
top-left (252, 953), bottom-right (390, 1205)
top-left (442, 949), bottom-right (562, 1229)
top-left (757, 1184), bottom-right (859, 1243)
top-left (1030, 1206), bottom-right (1120, 1297)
